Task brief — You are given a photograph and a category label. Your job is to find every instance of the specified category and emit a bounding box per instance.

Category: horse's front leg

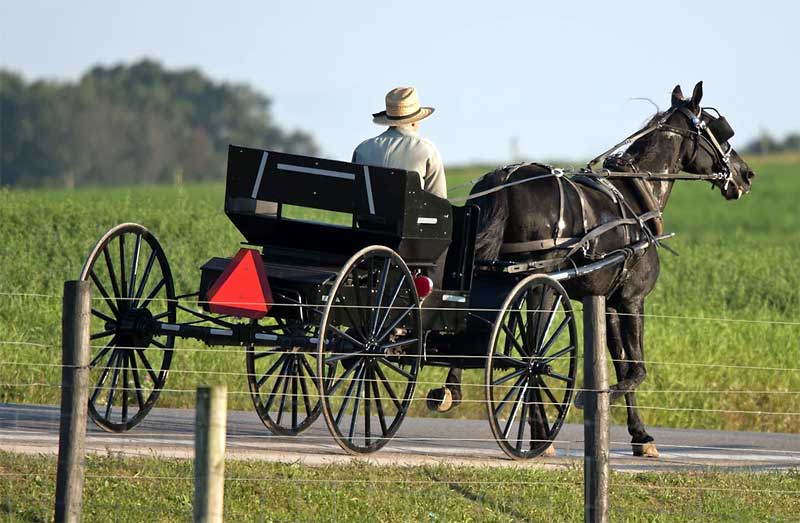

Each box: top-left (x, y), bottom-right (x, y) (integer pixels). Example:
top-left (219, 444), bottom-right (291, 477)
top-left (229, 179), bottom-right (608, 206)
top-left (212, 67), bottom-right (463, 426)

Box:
top-left (606, 305), bottom-right (658, 458)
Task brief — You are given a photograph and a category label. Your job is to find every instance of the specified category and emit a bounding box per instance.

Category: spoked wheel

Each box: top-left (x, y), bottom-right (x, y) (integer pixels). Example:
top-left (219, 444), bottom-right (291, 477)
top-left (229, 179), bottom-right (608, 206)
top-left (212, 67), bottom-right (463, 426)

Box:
top-left (246, 317), bottom-right (322, 436)
top-left (79, 223), bottom-right (176, 432)
top-left (317, 246), bottom-right (422, 454)
top-left (485, 274), bottom-right (578, 459)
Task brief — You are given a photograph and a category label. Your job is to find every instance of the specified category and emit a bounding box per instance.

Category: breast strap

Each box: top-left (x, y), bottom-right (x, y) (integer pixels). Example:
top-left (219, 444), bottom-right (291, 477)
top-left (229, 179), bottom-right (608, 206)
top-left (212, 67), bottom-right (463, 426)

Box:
top-left (499, 210), bottom-right (662, 256)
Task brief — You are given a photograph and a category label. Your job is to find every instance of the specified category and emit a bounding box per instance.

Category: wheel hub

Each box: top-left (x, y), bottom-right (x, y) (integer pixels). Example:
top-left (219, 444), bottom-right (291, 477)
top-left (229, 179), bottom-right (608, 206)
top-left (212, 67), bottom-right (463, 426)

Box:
top-left (529, 360), bottom-right (552, 375)
top-left (364, 337), bottom-right (379, 353)
top-left (114, 307), bottom-right (155, 348)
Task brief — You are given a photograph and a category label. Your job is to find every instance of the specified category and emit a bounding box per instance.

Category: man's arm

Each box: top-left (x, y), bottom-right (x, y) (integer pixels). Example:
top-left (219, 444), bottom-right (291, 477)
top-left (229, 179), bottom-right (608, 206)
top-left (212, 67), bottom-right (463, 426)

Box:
top-left (352, 140), bottom-right (366, 164)
top-left (425, 148), bottom-right (447, 199)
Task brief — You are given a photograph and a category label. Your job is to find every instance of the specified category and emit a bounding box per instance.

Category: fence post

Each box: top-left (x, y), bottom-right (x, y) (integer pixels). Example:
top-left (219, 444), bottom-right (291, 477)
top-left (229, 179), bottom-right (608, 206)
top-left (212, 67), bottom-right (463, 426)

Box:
top-left (583, 295), bottom-right (609, 523)
top-left (194, 385), bottom-right (227, 523)
top-left (54, 280), bottom-right (91, 523)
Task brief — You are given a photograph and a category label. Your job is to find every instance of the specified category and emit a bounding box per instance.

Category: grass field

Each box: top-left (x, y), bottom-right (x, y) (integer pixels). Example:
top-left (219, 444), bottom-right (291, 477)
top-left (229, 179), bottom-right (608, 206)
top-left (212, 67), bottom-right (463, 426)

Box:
top-left (0, 155), bottom-right (798, 433)
top-left (1, 451), bottom-right (798, 522)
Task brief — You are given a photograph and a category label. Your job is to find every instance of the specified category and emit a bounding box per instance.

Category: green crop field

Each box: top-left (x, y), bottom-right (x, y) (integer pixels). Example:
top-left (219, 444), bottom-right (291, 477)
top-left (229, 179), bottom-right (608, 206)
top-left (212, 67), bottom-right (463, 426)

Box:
top-left (1, 155), bottom-right (798, 433)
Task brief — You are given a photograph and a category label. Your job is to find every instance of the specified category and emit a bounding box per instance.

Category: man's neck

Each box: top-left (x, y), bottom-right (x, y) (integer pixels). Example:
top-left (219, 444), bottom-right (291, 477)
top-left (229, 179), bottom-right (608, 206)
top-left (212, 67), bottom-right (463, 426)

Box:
top-left (389, 125), bottom-right (418, 136)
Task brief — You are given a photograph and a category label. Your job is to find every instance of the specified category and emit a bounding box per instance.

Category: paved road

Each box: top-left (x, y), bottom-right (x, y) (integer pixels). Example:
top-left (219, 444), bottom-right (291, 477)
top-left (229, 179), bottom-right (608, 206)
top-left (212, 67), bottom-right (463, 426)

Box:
top-left (1, 403), bottom-right (797, 472)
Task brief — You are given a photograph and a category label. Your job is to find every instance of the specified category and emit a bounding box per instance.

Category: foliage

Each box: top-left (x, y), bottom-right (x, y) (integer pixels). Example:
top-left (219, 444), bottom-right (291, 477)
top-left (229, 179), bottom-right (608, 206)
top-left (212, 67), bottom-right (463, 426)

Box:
top-left (0, 60), bottom-right (318, 188)
top-left (740, 131), bottom-right (800, 155)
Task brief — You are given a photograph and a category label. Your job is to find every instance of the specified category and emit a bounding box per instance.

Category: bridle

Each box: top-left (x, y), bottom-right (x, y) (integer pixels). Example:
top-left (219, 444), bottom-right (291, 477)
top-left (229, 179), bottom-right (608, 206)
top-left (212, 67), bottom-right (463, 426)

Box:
top-left (587, 102), bottom-right (737, 190)
top-left (668, 105), bottom-right (736, 190)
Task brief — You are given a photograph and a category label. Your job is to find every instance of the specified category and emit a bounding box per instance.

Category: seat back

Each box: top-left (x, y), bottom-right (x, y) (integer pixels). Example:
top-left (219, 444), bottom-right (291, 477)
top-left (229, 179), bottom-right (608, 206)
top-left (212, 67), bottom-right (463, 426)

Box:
top-left (223, 145), bottom-right (453, 266)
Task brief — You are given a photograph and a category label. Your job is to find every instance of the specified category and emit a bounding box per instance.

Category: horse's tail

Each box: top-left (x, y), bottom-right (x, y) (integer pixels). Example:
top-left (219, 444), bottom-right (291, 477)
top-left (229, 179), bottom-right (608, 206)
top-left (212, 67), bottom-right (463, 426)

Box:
top-left (472, 169), bottom-right (509, 261)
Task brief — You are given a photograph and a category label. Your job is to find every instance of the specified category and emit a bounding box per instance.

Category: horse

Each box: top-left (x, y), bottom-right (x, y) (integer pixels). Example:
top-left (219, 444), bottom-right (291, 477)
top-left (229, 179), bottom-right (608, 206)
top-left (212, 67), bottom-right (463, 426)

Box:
top-left (427, 82), bottom-right (755, 457)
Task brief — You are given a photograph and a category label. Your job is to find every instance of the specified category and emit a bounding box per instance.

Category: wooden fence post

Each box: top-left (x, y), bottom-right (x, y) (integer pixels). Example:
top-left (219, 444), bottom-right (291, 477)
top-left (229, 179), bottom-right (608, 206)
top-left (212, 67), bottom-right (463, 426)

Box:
top-left (54, 280), bottom-right (91, 523)
top-left (194, 385), bottom-right (227, 523)
top-left (583, 295), bottom-right (610, 523)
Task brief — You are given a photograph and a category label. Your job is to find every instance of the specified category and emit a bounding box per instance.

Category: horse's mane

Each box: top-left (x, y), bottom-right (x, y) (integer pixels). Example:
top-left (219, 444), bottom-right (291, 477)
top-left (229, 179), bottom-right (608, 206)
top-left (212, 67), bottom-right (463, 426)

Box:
top-left (614, 109), bottom-right (670, 167)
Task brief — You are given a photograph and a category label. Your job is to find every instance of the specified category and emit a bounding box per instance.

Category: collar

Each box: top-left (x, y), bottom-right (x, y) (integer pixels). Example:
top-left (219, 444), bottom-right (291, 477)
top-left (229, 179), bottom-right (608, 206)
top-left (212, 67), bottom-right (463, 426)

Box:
top-left (386, 125), bottom-right (418, 137)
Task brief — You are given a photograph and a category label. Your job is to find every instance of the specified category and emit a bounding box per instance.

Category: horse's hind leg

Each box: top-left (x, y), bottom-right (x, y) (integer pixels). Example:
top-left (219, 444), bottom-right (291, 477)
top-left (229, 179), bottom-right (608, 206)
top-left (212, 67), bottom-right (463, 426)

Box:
top-left (606, 305), bottom-right (658, 457)
top-left (425, 367), bottom-right (462, 413)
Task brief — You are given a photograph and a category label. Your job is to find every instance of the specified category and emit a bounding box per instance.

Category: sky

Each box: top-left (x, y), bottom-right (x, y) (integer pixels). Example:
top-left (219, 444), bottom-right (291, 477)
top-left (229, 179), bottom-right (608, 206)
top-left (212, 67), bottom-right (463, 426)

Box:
top-left (1, 0), bottom-right (798, 165)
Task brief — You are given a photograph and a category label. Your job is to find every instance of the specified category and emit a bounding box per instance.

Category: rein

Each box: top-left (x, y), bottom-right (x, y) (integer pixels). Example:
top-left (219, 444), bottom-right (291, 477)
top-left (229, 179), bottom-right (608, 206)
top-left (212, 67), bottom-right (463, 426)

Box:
top-left (586, 103), bottom-right (733, 182)
top-left (448, 103), bottom-right (732, 204)
top-left (448, 168), bottom-right (724, 203)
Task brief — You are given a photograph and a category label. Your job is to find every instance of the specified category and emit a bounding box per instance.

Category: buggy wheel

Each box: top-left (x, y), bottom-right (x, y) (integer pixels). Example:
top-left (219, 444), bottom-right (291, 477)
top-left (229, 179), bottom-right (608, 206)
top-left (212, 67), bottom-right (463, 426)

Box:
top-left (246, 318), bottom-right (321, 436)
top-left (317, 246), bottom-right (421, 454)
top-left (79, 223), bottom-right (176, 432)
top-left (485, 274), bottom-right (577, 459)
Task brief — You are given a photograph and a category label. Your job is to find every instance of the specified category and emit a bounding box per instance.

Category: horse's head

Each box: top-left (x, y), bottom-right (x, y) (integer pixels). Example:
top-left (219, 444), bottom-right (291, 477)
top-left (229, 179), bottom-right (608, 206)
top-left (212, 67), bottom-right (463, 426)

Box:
top-left (668, 81), bottom-right (755, 200)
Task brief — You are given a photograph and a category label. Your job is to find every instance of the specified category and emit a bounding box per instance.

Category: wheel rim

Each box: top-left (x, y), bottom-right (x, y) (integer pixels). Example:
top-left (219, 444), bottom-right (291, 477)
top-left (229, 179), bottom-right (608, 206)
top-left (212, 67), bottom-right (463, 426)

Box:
top-left (317, 246), bottom-right (421, 454)
top-left (246, 317), bottom-right (322, 436)
top-left (80, 223), bottom-right (175, 432)
top-left (486, 274), bottom-right (577, 459)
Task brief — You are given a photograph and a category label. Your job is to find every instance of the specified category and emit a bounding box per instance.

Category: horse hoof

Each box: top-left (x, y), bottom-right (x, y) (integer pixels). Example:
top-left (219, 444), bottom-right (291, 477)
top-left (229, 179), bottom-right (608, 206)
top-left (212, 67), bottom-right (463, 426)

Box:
top-left (632, 442), bottom-right (659, 458)
top-left (541, 443), bottom-right (556, 457)
top-left (573, 391), bottom-right (585, 410)
top-left (426, 387), bottom-right (454, 413)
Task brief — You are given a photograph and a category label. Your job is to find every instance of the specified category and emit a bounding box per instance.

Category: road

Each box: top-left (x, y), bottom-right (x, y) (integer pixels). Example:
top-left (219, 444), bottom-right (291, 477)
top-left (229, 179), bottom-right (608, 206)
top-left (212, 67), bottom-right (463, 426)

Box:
top-left (1, 403), bottom-right (797, 472)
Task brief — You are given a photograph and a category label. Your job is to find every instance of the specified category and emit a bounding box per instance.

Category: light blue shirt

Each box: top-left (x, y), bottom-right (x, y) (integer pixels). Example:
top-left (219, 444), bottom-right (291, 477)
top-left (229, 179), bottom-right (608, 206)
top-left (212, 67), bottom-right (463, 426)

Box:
top-left (352, 126), bottom-right (447, 199)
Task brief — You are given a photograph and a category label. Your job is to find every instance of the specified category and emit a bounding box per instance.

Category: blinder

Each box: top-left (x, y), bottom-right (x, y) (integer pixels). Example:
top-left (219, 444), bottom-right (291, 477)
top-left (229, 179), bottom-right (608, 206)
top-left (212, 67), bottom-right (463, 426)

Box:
top-left (707, 116), bottom-right (734, 143)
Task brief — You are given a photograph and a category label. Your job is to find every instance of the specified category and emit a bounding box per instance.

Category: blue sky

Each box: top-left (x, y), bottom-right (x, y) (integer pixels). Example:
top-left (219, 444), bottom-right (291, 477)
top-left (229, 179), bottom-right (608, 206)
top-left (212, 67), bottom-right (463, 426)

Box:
top-left (1, 1), bottom-right (797, 164)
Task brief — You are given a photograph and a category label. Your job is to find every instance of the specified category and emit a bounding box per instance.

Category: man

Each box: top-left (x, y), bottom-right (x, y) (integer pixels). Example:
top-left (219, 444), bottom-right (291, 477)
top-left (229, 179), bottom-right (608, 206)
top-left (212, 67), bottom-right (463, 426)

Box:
top-left (353, 86), bottom-right (458, 413)
top-left (353, 86), bottom-right (447, 199)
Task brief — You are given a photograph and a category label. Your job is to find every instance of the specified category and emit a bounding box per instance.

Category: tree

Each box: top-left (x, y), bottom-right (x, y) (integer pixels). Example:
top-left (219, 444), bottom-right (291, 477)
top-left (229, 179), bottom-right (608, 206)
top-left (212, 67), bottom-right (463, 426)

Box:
top-left (0, 60), bottom-right (318, 188)
top-left (740, 129), bottom-right (800, 155)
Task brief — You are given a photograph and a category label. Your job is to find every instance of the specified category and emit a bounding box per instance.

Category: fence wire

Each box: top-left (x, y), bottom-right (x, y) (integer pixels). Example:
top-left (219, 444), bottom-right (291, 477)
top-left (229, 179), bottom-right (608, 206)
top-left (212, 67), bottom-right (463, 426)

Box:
top-left (3, 290), bottom-right (800, 326)
top-left (1, 288), bottom-right (798, 521)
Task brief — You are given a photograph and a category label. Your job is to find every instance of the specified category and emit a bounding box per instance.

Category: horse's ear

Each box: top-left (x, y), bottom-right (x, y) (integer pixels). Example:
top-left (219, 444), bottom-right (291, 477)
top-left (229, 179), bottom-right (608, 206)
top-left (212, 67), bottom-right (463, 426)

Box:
top-left (689, 81), bottom-right (704, 111)
top-left (671, 85), bottom-right (684, 107)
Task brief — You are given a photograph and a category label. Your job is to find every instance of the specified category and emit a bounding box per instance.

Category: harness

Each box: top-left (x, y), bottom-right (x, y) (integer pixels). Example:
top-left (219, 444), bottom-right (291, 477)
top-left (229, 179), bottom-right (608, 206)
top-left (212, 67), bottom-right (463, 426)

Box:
top-left (462, 102), bottom-right (737, 294)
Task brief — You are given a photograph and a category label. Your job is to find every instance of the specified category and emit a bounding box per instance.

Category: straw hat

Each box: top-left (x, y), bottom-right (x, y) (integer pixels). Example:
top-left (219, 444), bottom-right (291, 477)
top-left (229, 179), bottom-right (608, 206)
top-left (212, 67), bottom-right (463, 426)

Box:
top-left (372, 87), bottom-right (435, 126)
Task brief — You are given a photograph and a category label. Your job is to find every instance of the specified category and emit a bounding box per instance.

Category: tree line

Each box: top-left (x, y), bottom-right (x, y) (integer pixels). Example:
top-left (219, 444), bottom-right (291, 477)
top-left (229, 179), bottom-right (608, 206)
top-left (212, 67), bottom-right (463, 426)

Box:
top-left (0, 59), bottom-right (318, 188)
top-left (740, 131), bottom-right (800, 156)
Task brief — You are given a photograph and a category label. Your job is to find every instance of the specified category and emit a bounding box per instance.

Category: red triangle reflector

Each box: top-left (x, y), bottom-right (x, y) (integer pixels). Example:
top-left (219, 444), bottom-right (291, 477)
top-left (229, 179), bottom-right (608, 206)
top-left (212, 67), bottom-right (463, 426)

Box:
top-left (207, 248), bottom-right (272, 319)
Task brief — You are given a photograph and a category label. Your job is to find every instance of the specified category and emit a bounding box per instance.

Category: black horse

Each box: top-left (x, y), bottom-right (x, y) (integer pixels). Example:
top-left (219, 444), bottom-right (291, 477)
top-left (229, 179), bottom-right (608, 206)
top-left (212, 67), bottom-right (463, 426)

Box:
top-left (429, 82), bottom-right (755, 457)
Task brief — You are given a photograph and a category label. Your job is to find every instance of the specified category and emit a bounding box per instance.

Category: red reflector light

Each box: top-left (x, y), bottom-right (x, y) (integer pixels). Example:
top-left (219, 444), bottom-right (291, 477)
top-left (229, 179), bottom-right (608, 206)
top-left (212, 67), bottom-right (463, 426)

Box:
top-left (414, 275), bottom-right (433, 299)
top-left (207, 248), bottom-right (272, 319)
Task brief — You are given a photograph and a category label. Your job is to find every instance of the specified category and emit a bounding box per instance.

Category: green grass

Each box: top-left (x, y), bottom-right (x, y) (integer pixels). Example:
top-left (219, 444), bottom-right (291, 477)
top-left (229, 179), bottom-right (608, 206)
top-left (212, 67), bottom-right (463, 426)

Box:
top-left (0, 156), bottom-right (798, 432)
top-left (1, 451), bottom-right (798, 522)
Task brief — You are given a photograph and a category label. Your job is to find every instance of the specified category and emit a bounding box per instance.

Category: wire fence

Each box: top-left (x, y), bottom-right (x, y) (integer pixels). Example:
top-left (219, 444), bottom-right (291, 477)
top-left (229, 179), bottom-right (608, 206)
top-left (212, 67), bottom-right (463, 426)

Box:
top-left (3, 289), bottom-right (800, 326)
top-left (1, 289), bottom-right (798, 522)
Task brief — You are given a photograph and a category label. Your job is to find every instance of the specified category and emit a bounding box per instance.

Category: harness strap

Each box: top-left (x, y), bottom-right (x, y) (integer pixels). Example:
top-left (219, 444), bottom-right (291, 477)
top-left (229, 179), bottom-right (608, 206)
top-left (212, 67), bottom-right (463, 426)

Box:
top-left (554, 175), bottom-right (566, 238)
top-left (499, 210), bottom-right (661, 256)
top-left (586, 118), bottom-right (668, 170)
top-left (601, 154), bottom-right (664, 238)
top-left (563, 175), bottom-right (589, 233)
top-left (598, 177), bottom-right (628, 217)
top-left (631, 178), bottom-right (664, 236)
top-left (500, 236), bottom-right (579, 254)
top-left (562, 210), bottom-right (662, 260)
top-left (448, 171), bottom-right (554, 203)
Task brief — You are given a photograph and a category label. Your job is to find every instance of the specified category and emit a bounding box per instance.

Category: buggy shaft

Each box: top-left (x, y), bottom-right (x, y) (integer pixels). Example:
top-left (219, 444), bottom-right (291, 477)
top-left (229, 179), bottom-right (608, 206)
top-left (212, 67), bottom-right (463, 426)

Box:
top-left (153, 321), bottom-right (350, 351)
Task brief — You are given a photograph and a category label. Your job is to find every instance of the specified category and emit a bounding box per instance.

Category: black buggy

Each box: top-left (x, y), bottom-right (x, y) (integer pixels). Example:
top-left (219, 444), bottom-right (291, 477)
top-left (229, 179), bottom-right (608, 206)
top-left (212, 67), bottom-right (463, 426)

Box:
top-left (79, 145), bottom-right (583, 460)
